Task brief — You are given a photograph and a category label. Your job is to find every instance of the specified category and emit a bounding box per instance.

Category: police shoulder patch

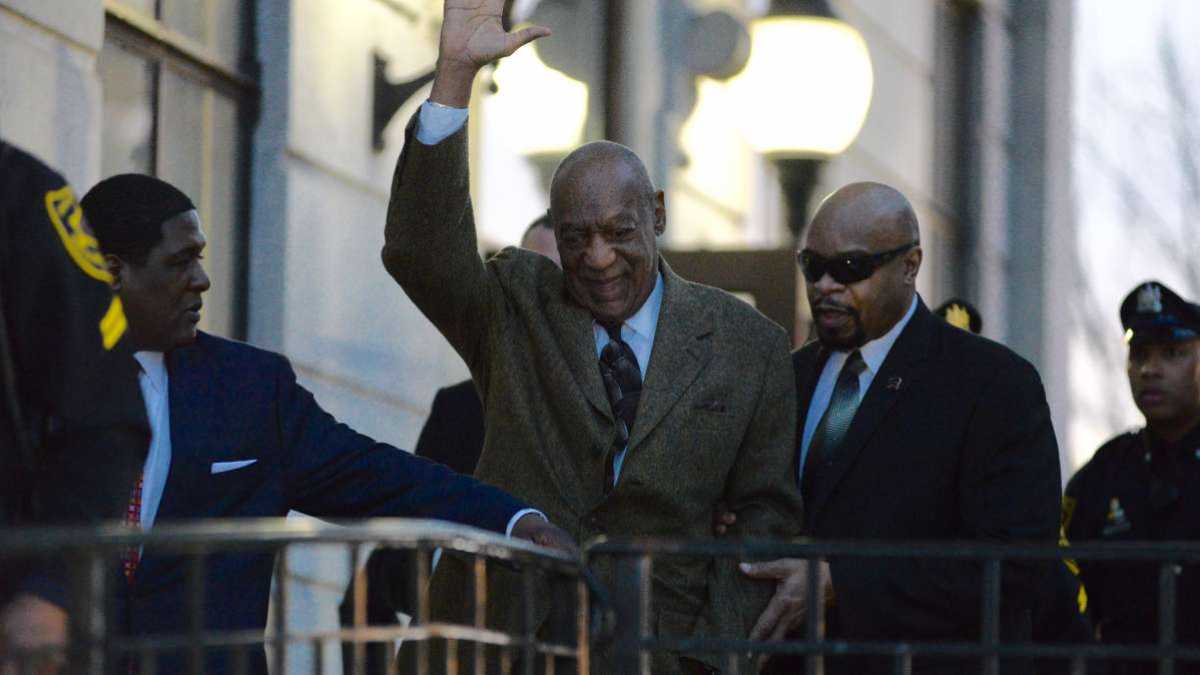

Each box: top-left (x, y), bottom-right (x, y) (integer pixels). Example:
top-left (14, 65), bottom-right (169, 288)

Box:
top-left (44, 185), bottom-right (111, 283)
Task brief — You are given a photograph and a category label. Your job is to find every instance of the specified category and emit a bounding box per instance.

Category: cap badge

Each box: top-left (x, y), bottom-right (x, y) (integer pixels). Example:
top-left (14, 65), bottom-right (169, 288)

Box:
top-left (1137, 284), bottom-right (1163, 314)
top-left (944, 304), bottom-right (972, 331)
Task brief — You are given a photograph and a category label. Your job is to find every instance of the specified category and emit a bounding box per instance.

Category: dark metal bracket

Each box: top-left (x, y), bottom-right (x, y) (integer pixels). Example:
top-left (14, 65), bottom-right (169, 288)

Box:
top-left (372, 53), bottom-right (435, 151)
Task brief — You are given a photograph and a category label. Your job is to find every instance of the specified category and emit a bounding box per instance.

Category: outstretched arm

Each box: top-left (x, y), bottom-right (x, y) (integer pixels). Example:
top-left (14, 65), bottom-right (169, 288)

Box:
top-left (381, 0), bottom-right (550, 376)
top-left (278, 356), bottom-right (575, 554)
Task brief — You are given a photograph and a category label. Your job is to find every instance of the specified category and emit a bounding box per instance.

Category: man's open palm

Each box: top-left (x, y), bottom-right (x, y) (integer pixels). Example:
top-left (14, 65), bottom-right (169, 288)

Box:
top-left (440, 0), bottom-right (551, 71)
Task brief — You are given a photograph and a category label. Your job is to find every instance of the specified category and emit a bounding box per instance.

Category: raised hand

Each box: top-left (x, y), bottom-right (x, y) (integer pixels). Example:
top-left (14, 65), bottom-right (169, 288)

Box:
top-left (431, 0), bottom-right (551, 107)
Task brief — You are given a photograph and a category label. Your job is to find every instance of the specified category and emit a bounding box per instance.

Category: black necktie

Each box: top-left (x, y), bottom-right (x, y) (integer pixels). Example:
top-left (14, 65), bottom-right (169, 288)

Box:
top-left (802, 350), bottom-right (866, 500)
top-left (598, 322), bottom-right (642, 492)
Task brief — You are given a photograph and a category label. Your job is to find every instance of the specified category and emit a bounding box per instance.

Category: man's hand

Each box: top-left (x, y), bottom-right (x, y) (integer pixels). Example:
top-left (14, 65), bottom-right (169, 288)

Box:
top-left (739, 558), bottom-right (830, 642)
top-left (431, 0), bottom-right (551, 107)
top-left (712, 502), bottom-right (737, 537)
top-left (0, 593), bottom-right (67, 674)
top-left (511, 513), bottom-right (580, 557)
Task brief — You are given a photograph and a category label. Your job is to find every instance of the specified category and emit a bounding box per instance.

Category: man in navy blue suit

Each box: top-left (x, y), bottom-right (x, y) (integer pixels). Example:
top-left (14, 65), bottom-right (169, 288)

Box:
top-left (80, 174), bottom-right (576, 673)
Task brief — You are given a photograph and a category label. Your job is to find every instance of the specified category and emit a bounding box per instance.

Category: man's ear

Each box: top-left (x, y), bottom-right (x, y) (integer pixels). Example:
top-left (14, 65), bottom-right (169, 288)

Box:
top-left (904, 247), bottom-right (923, 285)
top-left (104, 254), bottom-right (124, 292)
top-left (653, 190), bottom-right (666, 236)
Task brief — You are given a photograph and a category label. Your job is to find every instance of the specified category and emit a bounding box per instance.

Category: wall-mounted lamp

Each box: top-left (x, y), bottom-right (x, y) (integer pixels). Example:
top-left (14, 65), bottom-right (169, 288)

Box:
top-left (726, 0), bottom-right (873, 238)
top-left (728, 0), bottom-right (873, 158)
top-left (371, 54), bottom-right (435, 151)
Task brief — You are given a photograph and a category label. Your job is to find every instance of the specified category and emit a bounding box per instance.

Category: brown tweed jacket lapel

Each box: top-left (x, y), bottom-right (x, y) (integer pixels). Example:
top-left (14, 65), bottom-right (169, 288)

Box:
top-left (540, 280), bottom-right (614, 423)
top-left (627, 260), bottom-right (714, 453)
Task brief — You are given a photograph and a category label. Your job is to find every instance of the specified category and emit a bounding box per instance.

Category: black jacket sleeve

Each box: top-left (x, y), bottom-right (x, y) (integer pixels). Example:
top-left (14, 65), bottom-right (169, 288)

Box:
top-left (0, 141), bottom-right (147, 528)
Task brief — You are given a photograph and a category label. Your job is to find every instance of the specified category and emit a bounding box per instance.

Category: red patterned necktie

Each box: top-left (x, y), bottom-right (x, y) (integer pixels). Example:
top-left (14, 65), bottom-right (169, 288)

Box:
top-left (123, 476), bottom-right (144, 583)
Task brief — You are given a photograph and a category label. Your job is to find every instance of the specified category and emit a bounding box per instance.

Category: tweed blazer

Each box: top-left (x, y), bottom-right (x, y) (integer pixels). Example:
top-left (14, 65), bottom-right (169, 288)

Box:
top-left (383, 119), bottom-right (803, 672)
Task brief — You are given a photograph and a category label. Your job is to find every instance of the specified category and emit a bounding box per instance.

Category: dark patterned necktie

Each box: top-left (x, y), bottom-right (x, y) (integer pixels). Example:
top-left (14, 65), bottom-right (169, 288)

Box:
top-left (802, 350), bottom-right (866, 500)
top-left (598, 322), bottom-right (642, 492)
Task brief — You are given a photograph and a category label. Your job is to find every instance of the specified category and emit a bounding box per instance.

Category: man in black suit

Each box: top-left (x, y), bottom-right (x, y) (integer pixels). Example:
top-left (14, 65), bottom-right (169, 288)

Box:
top-left (742, 182), bottom-right (1061, 674)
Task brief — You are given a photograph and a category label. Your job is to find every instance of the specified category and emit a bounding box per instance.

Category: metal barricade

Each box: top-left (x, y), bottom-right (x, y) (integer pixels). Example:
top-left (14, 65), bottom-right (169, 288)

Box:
top-left (5, 526), bottom-right (1200, 674)
top-left (0, 518), bottom-right (590, 674)
top-left (588, 538), bottom-right (1200, 675)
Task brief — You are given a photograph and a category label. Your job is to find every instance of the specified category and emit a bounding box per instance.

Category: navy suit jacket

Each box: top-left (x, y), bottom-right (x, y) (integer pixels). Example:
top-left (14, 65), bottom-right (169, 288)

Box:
top-left (119, 333), bottom-right (526, 673)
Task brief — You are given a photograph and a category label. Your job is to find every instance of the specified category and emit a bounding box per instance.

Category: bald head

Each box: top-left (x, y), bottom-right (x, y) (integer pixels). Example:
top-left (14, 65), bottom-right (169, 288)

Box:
top-left (801, 182), bottom-right (923, 349)
top-left (810, 182), bottom-right (919, 249)
top-left (550, 141), bottom-right (655, 209)
top-left (547, 141), bottom-right (666, 324)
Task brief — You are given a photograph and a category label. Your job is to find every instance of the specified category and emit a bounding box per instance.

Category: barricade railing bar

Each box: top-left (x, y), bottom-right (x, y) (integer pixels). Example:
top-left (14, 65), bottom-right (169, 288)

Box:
top-left (0, 519), bottom-right (587, 675)
top-left (587, 537), bottom-right (1200, 675)
top-left (3, 525), bottom-right (1198, 674)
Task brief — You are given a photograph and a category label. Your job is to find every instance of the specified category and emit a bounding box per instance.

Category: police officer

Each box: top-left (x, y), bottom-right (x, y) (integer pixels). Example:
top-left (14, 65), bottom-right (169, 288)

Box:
top-left (1065, 280), bottom-right (1200, 675)
top-left (0, 140), bottom-right (147, 667)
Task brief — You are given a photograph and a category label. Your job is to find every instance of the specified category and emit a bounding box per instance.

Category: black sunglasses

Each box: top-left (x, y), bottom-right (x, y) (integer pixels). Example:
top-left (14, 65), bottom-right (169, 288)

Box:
top-left (797, 242), bottom-right (918, 285)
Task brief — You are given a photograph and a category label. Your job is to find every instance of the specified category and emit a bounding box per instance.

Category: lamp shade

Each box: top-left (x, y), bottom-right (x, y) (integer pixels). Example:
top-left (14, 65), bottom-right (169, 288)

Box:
top-left (489, 44), bottom-right (589, 157)
top-left (727, 15), bottom-right (873, 157)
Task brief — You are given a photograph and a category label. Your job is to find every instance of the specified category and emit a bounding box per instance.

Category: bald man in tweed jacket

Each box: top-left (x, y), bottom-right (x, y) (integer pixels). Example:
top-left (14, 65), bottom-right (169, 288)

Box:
top-left (381, 5), bottom-right (802, 672)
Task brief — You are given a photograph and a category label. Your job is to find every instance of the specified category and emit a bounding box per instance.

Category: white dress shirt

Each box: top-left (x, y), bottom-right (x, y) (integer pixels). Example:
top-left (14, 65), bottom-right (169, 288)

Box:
top-left (593, 272), bottom-right (665, 484)
top-left (133, 351), bottom-right (171, 529)
top-left (798, 296), bottom-right (919, 482)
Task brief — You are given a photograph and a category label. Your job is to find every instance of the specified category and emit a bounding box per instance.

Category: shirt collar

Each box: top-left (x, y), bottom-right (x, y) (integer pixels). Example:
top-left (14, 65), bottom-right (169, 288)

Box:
top-left (134, 351), bottom-right (168, 393)
top-left (625, 272), bottom-right (664, 342)
top-left (847, 294), bottom-right (919, 375)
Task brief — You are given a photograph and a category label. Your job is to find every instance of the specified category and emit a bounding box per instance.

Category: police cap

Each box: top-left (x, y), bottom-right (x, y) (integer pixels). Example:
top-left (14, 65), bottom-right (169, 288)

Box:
top-left (1119, 281), bottom-right (1200, 345)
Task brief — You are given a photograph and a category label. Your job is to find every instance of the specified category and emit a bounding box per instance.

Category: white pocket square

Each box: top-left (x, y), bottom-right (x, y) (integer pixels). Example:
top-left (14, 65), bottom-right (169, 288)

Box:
top-left (211, 459), bottom-right (258, 474)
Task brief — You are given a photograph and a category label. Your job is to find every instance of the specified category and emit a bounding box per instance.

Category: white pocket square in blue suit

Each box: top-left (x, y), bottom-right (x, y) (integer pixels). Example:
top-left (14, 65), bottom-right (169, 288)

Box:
top-left (211, 459), bottom-right (258, 474)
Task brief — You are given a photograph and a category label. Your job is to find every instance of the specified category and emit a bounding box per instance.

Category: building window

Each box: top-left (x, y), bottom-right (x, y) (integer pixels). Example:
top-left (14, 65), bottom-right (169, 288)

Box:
top-left (99, 0), bottom-right (257, 339)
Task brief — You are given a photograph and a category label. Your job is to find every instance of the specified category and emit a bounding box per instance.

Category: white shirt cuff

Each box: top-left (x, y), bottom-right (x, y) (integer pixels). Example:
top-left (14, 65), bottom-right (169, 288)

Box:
top-left (505, 508), bottom-right (547, 537)
top-left (415, 100), bottom-right (469, 145)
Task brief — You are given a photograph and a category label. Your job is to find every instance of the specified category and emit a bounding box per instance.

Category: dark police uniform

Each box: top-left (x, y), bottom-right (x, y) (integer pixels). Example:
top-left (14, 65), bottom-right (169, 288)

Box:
top-left (0, 140), bottom-right (146, 554)
top-left (1064, 281), bottom-right (1200, 675)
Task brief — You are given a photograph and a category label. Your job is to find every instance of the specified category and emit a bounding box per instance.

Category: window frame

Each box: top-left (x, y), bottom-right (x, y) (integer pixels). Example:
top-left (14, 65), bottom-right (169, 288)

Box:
top-left (101, 0), bottom-right (259, 340)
